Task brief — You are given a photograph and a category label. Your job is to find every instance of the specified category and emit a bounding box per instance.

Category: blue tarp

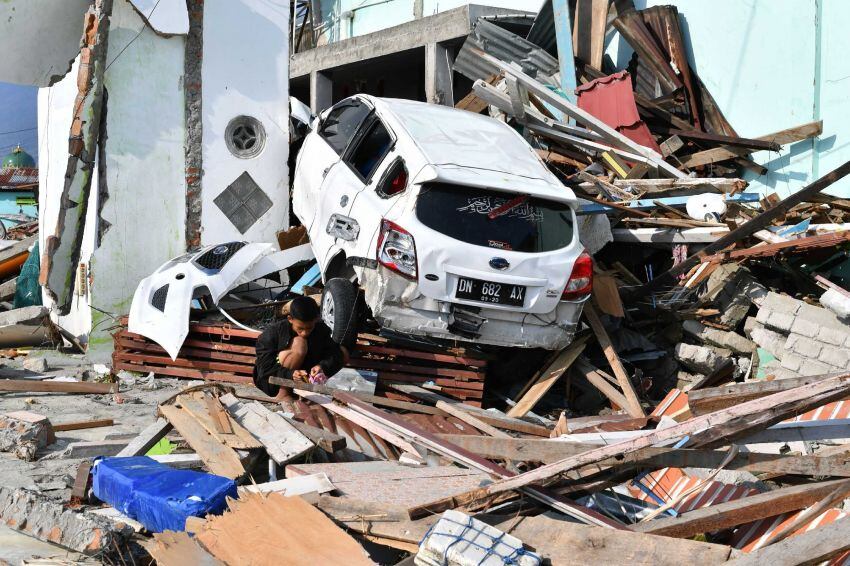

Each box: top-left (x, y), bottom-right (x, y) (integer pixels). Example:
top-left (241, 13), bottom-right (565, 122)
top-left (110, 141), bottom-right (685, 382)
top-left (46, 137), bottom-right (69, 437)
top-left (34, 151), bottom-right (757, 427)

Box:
top-left (91, 456), bottom-right (237, 533)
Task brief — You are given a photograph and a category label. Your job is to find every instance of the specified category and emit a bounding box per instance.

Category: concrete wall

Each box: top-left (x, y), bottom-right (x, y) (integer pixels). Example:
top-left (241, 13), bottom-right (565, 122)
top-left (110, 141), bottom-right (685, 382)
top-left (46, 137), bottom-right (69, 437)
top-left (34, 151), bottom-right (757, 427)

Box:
top-left (316, 0), bottom-right (538, 42)
top-left (201, 0), bottom-right (290, 246)
top-left (88, 0), bottom-right (188, 357)
top-left (609, 0), bottom-right (850, 198)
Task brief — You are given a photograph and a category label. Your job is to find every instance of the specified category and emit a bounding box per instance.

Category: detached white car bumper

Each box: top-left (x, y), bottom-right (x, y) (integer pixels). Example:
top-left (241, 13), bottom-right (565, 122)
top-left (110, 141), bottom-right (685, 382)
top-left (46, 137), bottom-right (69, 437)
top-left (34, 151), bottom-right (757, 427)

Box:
top-left (360, 268), bottom-right (586, 349)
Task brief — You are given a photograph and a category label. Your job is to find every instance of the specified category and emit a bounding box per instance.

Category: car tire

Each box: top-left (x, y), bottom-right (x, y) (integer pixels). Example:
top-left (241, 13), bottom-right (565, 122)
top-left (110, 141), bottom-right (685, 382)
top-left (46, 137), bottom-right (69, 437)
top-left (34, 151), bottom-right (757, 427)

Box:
top-left (321, 278), bottom-right (359, 346)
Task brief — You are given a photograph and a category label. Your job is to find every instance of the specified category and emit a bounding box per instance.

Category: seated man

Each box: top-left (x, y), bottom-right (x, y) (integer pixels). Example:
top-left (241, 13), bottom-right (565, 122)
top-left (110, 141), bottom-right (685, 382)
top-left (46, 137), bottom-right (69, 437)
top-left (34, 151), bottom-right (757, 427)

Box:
top-left (253, 295), bottom-right (344, 405)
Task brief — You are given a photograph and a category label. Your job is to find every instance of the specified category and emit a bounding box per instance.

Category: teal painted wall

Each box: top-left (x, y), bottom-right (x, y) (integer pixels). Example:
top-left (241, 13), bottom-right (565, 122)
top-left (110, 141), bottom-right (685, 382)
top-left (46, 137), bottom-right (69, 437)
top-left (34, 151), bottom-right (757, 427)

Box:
top-left (610, 0), bottom-right (850, 198)
top-left (0, 191), bottom-right (36, 220)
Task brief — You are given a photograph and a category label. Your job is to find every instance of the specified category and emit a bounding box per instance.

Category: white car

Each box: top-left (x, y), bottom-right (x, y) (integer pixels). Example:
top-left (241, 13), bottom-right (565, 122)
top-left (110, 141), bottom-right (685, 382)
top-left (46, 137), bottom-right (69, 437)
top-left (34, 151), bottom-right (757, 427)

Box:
top-left (292, 95), bottom-right (591, 350)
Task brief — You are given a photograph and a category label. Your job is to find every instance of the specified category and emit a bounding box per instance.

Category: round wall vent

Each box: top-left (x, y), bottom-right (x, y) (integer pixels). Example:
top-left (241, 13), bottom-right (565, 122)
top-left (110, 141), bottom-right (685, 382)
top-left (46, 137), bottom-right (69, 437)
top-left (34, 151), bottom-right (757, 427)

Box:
top-left (225, 116), bottom-right (266, 159)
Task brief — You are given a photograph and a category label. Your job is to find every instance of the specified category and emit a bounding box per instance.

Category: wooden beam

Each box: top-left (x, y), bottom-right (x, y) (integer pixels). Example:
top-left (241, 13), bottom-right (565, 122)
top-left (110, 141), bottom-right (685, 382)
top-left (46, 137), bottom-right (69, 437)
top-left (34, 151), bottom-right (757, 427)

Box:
top-left (573, 358), bottom-right (633, 410)
top-left (220, 394), bottom-right (314, 465)
top-left (0, 380), bottom-right (115, 394)
top-left (584, 304), bottom-right (645, 417)
top-left (725, 515), bottom-right (850, 566)
top-left (283, 415), bottom-right (346, 453)
top-left (687, 375), bottom-right (834, 415)
top-left (508, 337), bottom-right (588, 418)
top-left (435, 401), bottom-right (508, 439)
top-left (53, 419), bottom-right (114, 432)
top-left (679, 120), bottom-right (823, 169)
top-left (116, 417), bottom-right (172, 457)
top-left (431, 374), bottom-right (850, 506)
top-left (437, 434), bottom-right (850, 477)
top-left (631, 479), bottom-right (850, 538)
top-left (335, 392), bottom-right (624, 529)
top-left (159, 404), bottom-right (245, 479)
top-left (631, 160), bottom-right (850, 298)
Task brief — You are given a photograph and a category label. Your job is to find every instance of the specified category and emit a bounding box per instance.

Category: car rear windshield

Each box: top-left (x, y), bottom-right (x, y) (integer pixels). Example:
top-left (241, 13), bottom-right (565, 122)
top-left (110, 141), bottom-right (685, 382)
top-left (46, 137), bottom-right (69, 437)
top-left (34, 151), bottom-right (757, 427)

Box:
top-left (416, 184), bottom-right (574, 253)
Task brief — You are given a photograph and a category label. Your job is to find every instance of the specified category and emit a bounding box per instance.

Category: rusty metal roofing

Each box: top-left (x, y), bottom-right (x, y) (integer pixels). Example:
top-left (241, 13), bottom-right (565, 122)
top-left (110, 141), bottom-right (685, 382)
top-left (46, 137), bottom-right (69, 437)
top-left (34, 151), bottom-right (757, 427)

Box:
top-left (576, 71), bottom-right (661, 152)
top-left (0, 167), bottom-right (37, 188)
top-left (454, 18), bottom-right (559, 84)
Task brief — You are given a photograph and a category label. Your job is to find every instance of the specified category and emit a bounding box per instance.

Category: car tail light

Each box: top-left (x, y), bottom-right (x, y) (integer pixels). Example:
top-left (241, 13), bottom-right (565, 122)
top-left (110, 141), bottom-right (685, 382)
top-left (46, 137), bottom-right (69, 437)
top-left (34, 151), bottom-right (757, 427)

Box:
top-left (562, 252), bottom-right (593, 300)
top-left (377, 219), bottom-right (417, 280)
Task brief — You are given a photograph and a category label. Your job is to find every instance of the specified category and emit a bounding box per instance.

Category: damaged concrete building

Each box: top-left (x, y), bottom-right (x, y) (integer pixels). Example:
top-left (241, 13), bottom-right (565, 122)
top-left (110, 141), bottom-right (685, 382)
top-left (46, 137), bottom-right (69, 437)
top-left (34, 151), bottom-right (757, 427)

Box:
top-left (1, 0), bottom-right (291, 359)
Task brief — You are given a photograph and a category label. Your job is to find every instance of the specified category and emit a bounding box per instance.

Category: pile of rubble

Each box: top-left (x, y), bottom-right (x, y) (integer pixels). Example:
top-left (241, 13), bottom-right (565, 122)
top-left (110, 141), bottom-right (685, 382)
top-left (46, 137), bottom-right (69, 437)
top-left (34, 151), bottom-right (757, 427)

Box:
top-left (5, 2), bottom-right (850, 566)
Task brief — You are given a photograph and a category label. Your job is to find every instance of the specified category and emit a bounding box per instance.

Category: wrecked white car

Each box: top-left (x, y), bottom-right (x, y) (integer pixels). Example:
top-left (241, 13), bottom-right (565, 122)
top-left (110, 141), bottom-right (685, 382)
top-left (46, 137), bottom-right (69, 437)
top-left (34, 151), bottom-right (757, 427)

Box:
top-left (129, 241), bottom-right (313, 359)
top-left (292, 95), bottom-right (591, 350)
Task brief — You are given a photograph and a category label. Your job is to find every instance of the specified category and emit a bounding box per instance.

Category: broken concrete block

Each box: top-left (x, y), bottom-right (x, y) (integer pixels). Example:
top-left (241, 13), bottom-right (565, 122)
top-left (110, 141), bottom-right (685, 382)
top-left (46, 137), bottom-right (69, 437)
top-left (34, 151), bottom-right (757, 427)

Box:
top-left (790, 315), bottom-right (820, 338)
top-left (818, 345), bottom-right (850, 369)
top-left (22, 356), bottom-right (48, 373)
top-left (0, 306), bottom-right (59, 348)
top-left (799, 359), bottom-right (834, 377)
top-left (816, 325), bottom-right (850, 347)
top-left (702, 265), bottom-right (767, 327)
top-left (749, 325), bottom-right (786, 361)
top-left (780, 352), bottom-right (805, 373)
top-left (764, 310), bottom-right (795, 333)
top-left (785, 333), bottom-right (822, 358)
top-left (682, 320), bottom-right (756, 355)
top-left (820, 287), bottom-right (850, 320)
top-left (761, 292), bottom-right (804, 316)
top-left (674, 343), bottom-right (726, 375)
top-left (797, 301), bottom-right (844, 330)
top-left (0, 411), bottom-right (55, 461)
top-left (0, 487), bottom-right (133, 555)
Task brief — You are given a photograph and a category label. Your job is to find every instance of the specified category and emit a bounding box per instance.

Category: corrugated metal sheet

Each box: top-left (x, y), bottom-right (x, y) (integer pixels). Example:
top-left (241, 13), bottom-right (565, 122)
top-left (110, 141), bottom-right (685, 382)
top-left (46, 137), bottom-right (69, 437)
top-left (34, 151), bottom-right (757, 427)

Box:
top-left (526, 0), bottom-right (557, 57)
top-left (576, 71), bottom-right (661, 152)
top-left (0, 167), bottom-right (37, 188)
top-left (454, 18), bottom-right (560, 85)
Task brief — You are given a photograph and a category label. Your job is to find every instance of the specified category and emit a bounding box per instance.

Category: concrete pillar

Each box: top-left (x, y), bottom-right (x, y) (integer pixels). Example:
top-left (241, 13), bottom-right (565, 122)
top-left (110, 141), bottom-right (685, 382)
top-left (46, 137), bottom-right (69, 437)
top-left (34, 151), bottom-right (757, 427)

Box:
top-left (425, 42), bottom-right (454, 106)
top-left (310, 70), bottom-right (333, 114)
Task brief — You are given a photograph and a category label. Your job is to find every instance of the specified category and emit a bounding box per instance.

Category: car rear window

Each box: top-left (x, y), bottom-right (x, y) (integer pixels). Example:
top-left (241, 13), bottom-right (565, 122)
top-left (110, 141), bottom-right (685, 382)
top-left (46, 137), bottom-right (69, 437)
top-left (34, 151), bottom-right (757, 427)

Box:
top-left (416, 184), bottom-right (574, 253)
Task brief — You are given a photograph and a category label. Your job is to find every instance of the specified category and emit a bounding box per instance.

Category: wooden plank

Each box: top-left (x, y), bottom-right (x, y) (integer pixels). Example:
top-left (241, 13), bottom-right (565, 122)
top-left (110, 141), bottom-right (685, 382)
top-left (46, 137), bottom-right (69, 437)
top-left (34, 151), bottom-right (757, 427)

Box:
top-left (573, 358), bottom-right (632, 411)
top-left (112, 361), bottom-right (251, 384)
top-left (117, 417), bottom-right (173, 457)
top-left (159, 404), bottom-right (245, 479)
top-left (0, 379), bottom-right (115, 394)
top-left (116, 337), bottom-right (256, 365)
top-left (386, 383), bottom-right (552, 437)
top-left (336, 392), bottom-right (624, 529)
top-left (687, 375), bottom-right (832, 415)
top-left (352, 344), bottom-right (487, 368)
top-left (632, 159), bottom-right (850, 298)
top-left (433, 373), bottom-right (850, 507)
top-left (178, 392), bottom-right (263, 450)
top-left (724, 515), bottom-right (850, 566)
top-left (194, 493), bottom-right (374, 565)
top-left (114, 351), bottom-right (253, 375)
top-left (679, 120), bottom-right (823, 169)
top-left (53, 418), bottom-right (114, 432)
top-left (347, 359), bottom-right (482, 380)
top-left (283, 414), bottom-right (347, 453)
top-left (220, 393), bottom-right (314, 465)
top-left (147, 531), bottom-right (225, 566)
top-left (239, 473), bottom-right (335, 496)
top-left (631, 479), bottom-right (850, 538)
top-left (294, 389), bottom-right (420, 456)
top-left (507, 337), bottom-right (588, 418)
top-left (583, 304), bottom-right (645, 417)
top-left (435, 401), bottom-right (509, 439)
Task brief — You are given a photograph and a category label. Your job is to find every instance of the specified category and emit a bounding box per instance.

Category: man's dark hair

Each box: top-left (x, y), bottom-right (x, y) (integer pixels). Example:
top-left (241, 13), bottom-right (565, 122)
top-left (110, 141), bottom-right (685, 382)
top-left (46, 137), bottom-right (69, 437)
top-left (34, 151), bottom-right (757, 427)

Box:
top-left (289, 295), bottom-right (320, 321)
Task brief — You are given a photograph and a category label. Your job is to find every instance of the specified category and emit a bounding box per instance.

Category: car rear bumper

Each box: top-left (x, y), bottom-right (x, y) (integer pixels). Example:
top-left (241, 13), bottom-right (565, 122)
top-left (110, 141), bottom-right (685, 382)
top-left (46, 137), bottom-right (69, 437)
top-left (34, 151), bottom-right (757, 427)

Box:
top-left (360, 267), bottom-right (586, 349)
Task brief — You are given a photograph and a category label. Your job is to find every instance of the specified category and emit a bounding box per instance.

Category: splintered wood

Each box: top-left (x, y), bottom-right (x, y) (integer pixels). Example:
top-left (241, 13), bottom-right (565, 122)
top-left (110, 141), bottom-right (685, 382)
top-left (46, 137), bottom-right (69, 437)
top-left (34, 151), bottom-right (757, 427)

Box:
top-left (193, 493), bottom-right (374, 566)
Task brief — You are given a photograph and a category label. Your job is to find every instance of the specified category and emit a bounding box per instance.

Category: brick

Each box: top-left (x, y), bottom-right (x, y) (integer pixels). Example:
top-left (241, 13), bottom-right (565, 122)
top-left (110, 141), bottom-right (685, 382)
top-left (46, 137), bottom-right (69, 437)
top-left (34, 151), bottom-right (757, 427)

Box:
top-left (789, 334), bottom-right (822, 358)
top-left (799, 360), bottom-right (833, 377)
top-left (765, 310), bottom-right (795, 333)
top-left (762, 292), bottom-right (803, 316)
top-left (817, 326), bottom-right (850, 347)
top-left (780, 353), bottom-right (804, 372)
top-left (819, 345), bottom-right (850, 369)
top-left (750, 326), bottom-right (786, 360)
top-left (790, 316), bottom-right (820, 338)
top-left (797, 302), bottom-right (843, 330)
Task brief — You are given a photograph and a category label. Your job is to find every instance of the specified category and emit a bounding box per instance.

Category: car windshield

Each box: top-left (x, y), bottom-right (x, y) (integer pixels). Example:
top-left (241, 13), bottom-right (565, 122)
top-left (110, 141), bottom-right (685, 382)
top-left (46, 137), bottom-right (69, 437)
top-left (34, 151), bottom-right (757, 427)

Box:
top-left (416, 184), bottom-right (574, 253)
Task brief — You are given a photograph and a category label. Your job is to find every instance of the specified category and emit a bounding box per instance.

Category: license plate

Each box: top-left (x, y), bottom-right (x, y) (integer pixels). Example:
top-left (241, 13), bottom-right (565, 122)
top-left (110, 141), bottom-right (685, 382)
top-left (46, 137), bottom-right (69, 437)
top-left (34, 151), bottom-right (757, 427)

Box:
top-left (455, 277), bottom-right (526, 307)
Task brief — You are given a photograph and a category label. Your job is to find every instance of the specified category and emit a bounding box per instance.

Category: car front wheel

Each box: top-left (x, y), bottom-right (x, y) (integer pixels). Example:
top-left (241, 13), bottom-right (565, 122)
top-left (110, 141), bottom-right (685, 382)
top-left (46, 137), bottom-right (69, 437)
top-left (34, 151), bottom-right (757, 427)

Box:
top-left (321, 278), bottom-right (359, 346)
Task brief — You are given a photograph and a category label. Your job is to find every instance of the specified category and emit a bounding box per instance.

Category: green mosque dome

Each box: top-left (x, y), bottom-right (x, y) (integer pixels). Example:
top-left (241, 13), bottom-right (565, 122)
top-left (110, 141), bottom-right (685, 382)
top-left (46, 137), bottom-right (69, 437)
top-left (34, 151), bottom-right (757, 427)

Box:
top-left (2, 145), bottom-right (35, 169)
